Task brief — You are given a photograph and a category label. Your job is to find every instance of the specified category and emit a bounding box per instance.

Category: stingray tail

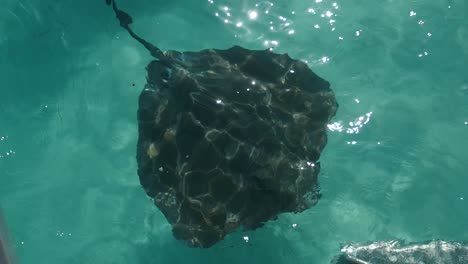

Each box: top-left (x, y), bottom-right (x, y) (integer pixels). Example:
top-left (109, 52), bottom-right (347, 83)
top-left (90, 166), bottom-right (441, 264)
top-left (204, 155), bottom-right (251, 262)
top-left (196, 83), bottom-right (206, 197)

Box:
top-left (106, 0), bottom-right (169, 63)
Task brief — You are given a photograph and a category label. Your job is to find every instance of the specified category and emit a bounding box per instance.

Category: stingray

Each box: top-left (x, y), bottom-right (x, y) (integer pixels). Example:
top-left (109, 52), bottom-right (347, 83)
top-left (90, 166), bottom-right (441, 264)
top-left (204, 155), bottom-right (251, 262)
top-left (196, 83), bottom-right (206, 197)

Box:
top-left (106, 0), bottom-right (338, 248)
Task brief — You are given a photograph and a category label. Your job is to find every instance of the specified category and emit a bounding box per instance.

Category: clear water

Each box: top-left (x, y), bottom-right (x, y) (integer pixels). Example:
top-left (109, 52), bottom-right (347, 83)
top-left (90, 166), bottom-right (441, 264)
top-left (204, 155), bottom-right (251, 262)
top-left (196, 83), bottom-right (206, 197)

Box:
top-left (1, 0), bottom-right (467, 263)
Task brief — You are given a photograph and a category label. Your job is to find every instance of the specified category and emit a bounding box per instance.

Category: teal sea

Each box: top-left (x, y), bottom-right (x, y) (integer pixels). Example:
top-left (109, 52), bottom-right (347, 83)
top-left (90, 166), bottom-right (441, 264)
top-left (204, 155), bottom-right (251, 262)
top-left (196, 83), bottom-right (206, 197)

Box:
top-left (1, 0), bottom-right (467, 263)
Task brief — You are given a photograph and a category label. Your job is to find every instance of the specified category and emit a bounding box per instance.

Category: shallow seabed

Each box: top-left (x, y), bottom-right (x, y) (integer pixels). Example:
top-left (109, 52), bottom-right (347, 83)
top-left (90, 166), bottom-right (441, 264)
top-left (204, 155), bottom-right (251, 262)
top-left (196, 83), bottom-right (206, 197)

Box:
top-left (0, 0), bottom-right (467, 263)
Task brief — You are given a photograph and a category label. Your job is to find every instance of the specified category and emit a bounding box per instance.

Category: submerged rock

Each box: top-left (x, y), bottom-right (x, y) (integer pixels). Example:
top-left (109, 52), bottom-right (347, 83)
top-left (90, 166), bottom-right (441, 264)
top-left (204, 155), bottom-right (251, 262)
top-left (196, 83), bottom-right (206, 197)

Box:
top-left (107, 0), bottom-right (337, 247)
top-left (331, 240), bottom-right (468, 264)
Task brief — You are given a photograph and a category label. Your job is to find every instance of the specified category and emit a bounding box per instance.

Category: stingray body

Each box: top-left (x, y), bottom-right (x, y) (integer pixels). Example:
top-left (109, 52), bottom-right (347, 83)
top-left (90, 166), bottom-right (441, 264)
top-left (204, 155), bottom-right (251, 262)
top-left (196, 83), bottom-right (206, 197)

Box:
top-left (107, 0), bottom-right (337, 248)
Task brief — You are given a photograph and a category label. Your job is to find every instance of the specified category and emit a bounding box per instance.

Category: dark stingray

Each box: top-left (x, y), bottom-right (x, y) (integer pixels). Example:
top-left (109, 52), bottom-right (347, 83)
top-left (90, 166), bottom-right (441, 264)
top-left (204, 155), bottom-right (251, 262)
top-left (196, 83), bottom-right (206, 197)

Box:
top-left (106, 0), bottom-right (337, 248)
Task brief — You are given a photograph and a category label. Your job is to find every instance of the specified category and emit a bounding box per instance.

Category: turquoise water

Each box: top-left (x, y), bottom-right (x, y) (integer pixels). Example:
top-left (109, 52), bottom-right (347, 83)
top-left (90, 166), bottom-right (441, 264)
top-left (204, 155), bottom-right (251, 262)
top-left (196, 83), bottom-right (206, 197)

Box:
top-left (1, 0), bottom-right (467, 263)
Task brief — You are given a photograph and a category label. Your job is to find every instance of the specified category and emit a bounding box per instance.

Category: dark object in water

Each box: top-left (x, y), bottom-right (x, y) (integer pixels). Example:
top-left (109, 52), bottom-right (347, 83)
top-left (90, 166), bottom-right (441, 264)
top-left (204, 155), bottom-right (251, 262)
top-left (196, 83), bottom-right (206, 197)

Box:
top-left (107, 0), bottom-right (338, 248)
top-left (0, 209), bottom-right (17, 264)
top-left (331, 240), bottom-right (468, 264)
